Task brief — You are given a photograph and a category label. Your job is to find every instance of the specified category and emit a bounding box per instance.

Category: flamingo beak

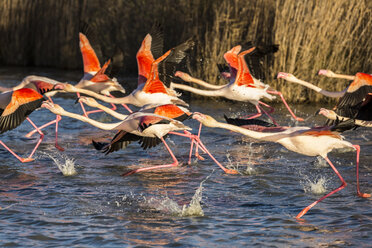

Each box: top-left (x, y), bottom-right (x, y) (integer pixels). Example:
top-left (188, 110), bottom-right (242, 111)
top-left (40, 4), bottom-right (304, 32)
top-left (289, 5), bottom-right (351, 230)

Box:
top-left (74, 97), bottom-right (81, 104)
top-left (314, 109), bottom-right (321, 116)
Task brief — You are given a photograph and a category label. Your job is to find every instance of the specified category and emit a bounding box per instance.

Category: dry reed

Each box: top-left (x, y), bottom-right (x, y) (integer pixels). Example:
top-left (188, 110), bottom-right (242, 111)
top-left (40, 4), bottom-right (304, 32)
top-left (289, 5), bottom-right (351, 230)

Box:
top-left (0, 0), bottom-right (370, 102)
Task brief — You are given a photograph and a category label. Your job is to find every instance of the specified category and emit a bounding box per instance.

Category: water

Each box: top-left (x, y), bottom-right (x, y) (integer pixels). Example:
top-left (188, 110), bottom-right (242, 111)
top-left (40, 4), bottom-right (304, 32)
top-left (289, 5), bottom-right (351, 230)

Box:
top-left (0, 68), bottom-right (371, 247)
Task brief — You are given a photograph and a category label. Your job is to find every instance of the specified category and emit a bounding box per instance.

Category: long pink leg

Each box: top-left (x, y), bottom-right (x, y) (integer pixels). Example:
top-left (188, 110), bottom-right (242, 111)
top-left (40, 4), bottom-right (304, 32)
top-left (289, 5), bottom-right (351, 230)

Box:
top-left (192, 123), bottom-right (205, 161)
top-left (76, 92), bottom-right (89, 117)
top-left (241, 105), bottom-right (263, 119)
top-left (194, 136), bottom-right (238, 174)
top-left (0, 117), bottom-right (44, 163)
top-left (241, 104), bottom-right (279, 125)
top-left (267, 90), bottom-right (304, 121)
top-left (121, 137), bottom-right (179, 176)
top-left (258, 101), bottom-right (275, 114)
top-left (169, 131), bottom-right (238, 174)
top-left (296, 156), bottom-right (346, 219)
top-left (0, 140), bottom-right (35, 163)
top-left (25, 97), bottom-right (64, 151)
top-left (26, 118), bottom-right (44, 158)
top-left (76, 92), bottom-right (115, 117)
top-left (353, 145), bottom-right (371, 198)
top-left (25, 118), bottom-right (57, 138)
top-left (169, 126), bottom-right (205, 164)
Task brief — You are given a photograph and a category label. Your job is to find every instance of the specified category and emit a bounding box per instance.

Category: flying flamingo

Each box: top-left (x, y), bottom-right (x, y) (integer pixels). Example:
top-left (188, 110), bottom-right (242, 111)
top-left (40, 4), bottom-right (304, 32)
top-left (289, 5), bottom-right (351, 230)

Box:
top-left (316, 93), bottom-right (372, 128)
top-left (192, 112), bottom-right (370, 219)
top-left (54, 46), bottom-right (189, 108)
top-left (172, 45), bottom-right (303, 124)
top-left (0, 88), bottom-right (45, 162)
top-left (76, 32), bottom-right (128, 116)
top-left (77, 96), bottom-right (211, 163)
top-left (0, 75), bottom-right (65, 151)
top-left (41, 102), bottom-right (237, 176)
top-left (278, 72), bottom-right (372, 125)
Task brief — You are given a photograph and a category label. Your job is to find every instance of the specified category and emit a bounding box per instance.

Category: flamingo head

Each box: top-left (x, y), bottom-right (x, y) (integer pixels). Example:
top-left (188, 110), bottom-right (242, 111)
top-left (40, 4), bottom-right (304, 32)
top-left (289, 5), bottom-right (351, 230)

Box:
top-left (53, 83), bottom-right (77, 93)
top-left (175, 71), bottom-right (192, 81)
top-left (41, 101), bottom-right (66, 115)
top-left (318, 69), bottom-right (336, 77)
top-left (77, 96), bottom-right (99, 107)
top-left (192, 112), bottom-right (218, 127)
top-left (277, 72), bottom-right (297, 81)
top-left (315, 108), bottom-right (336, 119)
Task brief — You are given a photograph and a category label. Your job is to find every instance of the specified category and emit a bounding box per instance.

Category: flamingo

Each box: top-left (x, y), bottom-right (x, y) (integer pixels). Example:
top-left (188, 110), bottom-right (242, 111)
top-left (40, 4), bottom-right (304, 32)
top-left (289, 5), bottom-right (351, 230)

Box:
top-left (77, 96), bottom-right (213, 163)
top-left (317, 93), bottom-right (372, 128)
top-left (41, 102), bottom-right (236, 176)
top-left (192, 112), bottom-right (370, 219)
top-left (76, 32), bottom-right (128, 116)
top-left (0, 75), bottom-right (65, 151)
top-left (54, 46), bottom-right (189, 108)
top-left (0, 88), bottom-right (45, 162)
top-left (278, 72), bottom-right (372, 125)
top-left (172, 45), bottom-right (303, 124)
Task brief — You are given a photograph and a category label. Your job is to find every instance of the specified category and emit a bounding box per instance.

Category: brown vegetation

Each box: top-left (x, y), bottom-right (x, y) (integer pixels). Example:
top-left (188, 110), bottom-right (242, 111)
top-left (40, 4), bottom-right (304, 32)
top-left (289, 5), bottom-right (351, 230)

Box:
top-left (0, 0), bottom-right (371, 102)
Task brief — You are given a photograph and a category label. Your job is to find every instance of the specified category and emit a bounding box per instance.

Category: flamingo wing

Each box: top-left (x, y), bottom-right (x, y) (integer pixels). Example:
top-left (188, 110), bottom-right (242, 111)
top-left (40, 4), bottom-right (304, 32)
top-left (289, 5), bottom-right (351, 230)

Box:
top-left (79, 32), bottom-right (101, 74)
top-left (224, 115), bottom-right (287, 132)
top-left (355, 94), bottom-right (372, 121)
top-left (243, 43), bottom-right (279, 82)
top-left (327, 73), bottom-right (372, 125)
top-left (154, 104), bottom-right (190, 122)
top-left (92, 131), bottom-right (141, 154)
top-left (149, 22), bottom-right (164, 60)
top-left (28, 80), bottom-right (57, 95)
top-left (142, 79), bottom-right (168, 94)
top-left (0, 88), bottom-right (43, 133)
top-left (90, 60), bottom-right (111, 83)
top-left (137, 34), bottom-right (155, 86)
top-left (158, 38), bottom-right (195, 87)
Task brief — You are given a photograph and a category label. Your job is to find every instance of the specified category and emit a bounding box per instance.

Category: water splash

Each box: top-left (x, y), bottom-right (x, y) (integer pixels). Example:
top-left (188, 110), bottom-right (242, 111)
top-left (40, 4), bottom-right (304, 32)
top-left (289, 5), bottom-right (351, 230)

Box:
top-left (226, 144), bottom-right (257, 175)
top-left (302, 175), bottom-right (328, 195)
top-left (39, 152), bottom-right (77, 176)
top-left (314, 156), bottom-right (328, 168)
top-left (119, 173), bottom-right (213, 217)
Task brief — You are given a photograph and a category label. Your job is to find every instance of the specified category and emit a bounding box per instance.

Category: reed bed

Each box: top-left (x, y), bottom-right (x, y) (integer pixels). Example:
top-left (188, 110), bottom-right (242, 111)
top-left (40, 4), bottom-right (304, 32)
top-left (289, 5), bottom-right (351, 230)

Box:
top-left (0, 0), bottom-right (370, 102)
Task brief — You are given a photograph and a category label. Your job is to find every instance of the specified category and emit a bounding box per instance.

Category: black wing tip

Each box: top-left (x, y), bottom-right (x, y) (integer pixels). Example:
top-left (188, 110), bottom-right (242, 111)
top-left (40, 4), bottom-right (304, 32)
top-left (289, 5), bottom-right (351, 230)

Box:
top-left (92, 140), bottom-right (106, 151)
top-left (224, 114), bottom-right (275, 127)
top-left (330, 118), bottom-right (356, 132)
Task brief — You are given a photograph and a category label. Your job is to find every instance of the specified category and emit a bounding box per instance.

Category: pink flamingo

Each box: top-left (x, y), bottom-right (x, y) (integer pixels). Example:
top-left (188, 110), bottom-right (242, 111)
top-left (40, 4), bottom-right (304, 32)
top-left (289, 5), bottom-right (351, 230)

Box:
top-left (41, 102), bottom-right (237, 176)
top-left (76, 33), bottom-right (128, 116)
top-left (192, 112), bottom-right (370, 219)
top-left (0, 76), bottom-right (64, 151)
top-left (172, 45), bottom-right (303, 124)
top-left (0, 88), bottom-right (45, 162)
top-left (278, 72), bottom-right (372, 126)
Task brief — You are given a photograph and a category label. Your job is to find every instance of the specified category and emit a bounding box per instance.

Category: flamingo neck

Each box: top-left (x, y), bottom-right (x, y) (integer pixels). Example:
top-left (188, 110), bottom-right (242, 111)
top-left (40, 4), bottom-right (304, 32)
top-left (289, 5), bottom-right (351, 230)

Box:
top-left (90, 102), bottom-right (128, 120)
top-left (171, 83), bottom-right (224, 97)
top-left (68, 87), bottom-right (132, 104)
top-left (292, 78), bottom-right (345, 98)
top-left (183, 76), bottom-right (226, 90)
top-left (59, 110), bottom-right (122, 130)
top-left (211, 121), bottom-right (286, 142)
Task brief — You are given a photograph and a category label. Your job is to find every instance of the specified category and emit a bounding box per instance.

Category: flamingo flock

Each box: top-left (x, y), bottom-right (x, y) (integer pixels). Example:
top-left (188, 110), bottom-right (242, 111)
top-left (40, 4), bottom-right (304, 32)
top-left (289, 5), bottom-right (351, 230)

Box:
top-left (0, 28), bottom-right (370, 220)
